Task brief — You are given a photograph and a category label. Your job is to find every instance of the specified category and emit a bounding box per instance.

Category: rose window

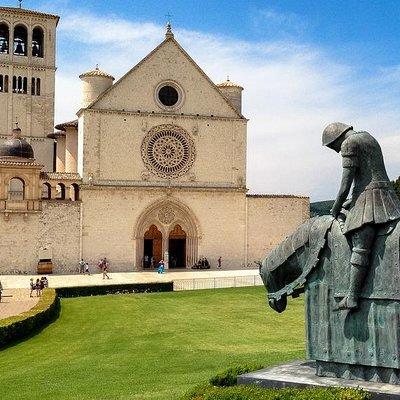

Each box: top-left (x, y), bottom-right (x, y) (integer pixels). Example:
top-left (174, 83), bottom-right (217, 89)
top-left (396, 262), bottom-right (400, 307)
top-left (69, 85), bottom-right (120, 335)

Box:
top-left (141, 125), bottom-right (195, 179)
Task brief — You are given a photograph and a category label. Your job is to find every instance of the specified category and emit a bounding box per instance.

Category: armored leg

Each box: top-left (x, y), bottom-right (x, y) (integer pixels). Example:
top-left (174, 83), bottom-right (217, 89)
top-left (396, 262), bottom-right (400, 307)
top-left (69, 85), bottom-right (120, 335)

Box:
top-left (338, 225), bottom-right (375, 310)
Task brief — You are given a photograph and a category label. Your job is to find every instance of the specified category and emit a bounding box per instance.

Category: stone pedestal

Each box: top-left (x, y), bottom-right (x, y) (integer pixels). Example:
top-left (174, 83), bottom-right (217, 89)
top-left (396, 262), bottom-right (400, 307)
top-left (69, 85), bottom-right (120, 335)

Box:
top-left (238, 360), bottom-right (400, 400)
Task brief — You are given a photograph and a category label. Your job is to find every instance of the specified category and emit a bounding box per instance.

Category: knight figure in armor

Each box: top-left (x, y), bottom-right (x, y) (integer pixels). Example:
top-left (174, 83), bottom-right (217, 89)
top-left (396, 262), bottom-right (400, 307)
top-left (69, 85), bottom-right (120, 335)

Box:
top-left (323, 122), bottom-right (400, 310)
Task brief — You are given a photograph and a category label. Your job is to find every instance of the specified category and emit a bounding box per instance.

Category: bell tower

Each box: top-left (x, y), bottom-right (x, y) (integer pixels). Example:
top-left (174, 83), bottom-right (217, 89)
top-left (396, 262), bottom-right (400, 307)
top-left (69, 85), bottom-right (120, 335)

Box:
top-left (0, 5), bottom-right (59, 171)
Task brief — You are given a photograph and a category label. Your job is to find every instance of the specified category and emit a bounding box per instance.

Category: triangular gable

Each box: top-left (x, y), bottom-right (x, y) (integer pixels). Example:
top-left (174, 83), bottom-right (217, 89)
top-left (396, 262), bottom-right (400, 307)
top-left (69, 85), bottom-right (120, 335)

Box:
top-left (85, 36), bottom-right (243, 119)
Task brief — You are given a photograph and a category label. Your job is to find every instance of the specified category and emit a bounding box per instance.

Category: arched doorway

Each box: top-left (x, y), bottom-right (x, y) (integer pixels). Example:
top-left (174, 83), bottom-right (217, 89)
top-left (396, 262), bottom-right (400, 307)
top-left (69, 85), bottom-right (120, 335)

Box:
top-left (134, 198), bottom-right (200, 270)
top-left (168, 225), bottom-right (186, 269)
top-left (143, 225), bottom-right (162, 269)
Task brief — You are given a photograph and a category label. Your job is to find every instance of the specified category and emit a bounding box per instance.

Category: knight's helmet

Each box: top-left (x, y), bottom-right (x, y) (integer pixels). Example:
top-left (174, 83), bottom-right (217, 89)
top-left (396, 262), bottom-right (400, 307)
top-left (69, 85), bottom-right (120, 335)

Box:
top-left (322, 122), bottom-right (353, 146)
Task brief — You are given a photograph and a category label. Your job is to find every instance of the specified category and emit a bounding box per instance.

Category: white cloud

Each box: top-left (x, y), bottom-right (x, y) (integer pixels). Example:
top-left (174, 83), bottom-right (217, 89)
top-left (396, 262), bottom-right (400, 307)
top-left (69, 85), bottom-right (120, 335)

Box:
top-left (53, 11), bottom-right (400, 201)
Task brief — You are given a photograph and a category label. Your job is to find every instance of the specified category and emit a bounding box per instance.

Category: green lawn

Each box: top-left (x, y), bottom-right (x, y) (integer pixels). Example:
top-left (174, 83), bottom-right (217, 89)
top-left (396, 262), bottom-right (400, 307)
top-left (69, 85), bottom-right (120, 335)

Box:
top-left (0, 287), bottom-right (305, 400)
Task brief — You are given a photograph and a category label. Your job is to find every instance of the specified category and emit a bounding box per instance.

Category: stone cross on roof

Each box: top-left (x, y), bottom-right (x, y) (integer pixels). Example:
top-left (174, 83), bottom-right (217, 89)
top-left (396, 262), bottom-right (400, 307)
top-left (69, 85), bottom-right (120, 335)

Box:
top-left (165, 13), bottom-right (174, 38)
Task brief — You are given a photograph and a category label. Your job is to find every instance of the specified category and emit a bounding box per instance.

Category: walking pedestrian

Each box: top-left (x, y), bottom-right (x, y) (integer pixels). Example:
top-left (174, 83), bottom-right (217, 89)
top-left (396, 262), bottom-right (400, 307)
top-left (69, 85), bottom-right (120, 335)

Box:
top-left (84, 262), bottom-right (91, 275)
top-left (102, 258), bottom-right (110, 280)
top-left (218, 256), bottom-right (222, 269)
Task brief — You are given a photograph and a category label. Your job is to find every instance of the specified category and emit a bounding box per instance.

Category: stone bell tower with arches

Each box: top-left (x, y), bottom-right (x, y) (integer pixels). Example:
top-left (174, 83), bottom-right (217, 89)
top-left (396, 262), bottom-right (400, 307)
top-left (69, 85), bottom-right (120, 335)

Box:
top-left (0, 5), bottom-right (59, 171)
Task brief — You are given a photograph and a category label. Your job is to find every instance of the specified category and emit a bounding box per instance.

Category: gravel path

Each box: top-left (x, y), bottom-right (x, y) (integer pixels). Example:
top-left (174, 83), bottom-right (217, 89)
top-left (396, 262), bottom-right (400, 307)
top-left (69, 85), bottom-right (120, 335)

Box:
top-left (0, 288), bottom-right (39, 320)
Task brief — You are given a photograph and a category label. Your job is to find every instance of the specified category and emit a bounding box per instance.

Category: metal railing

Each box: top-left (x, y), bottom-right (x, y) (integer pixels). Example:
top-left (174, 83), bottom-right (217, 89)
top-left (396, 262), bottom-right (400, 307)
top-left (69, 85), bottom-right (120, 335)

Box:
top-left (173, 274), bottom-right (263, 291)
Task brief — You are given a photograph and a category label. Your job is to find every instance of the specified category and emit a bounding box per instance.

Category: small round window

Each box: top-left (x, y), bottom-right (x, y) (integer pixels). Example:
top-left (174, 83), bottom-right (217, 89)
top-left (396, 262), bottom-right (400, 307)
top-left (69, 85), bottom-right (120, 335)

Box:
top-left (158, 85), bottom-right (179, 107)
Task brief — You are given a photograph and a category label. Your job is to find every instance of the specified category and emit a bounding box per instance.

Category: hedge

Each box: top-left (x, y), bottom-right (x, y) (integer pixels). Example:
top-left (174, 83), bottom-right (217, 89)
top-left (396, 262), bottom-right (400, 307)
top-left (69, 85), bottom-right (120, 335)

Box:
top-left (55, 281), bottom-right (174, 298)
top-left (182, 385), bottom-right (370, 400)
top-left (0, 288), bottom-right (60, 349)
top-left (182, 365), bottom-right (371, 400)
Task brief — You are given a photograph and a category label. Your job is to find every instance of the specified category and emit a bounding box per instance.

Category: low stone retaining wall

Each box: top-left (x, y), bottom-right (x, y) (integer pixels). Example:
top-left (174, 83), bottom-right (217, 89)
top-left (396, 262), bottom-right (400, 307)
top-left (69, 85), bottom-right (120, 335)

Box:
top-left (0, 288), bottom-right (60, 349)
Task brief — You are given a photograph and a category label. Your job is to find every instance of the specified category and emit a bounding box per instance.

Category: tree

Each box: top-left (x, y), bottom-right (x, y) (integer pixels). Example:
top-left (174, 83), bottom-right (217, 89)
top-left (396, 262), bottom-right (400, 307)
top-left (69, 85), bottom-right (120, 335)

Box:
top-left (392, 176), bottom-right (400, 200)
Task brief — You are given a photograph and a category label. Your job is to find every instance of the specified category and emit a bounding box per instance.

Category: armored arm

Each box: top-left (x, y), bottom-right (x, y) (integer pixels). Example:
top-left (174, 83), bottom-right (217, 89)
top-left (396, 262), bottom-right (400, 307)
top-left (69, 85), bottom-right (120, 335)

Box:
top-left (331, 167), bottom-right (355, 217)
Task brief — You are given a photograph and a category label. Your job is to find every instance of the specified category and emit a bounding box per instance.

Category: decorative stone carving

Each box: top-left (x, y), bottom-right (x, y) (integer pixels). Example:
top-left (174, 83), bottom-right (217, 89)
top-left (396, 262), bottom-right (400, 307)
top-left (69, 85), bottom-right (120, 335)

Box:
top-left (158, 206), bottom-right (176, 224)
top-left (189, 173), bottom-right (196, 182)
top-left (141, 171), bottom-right (150, 181)
top-left (141, 124), bottom-right (196, 179)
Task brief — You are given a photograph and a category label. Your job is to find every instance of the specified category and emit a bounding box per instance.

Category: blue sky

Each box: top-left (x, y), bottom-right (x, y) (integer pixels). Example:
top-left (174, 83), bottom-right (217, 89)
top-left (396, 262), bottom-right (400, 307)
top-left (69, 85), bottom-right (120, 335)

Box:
top-left (4, 0), bottom-right (400, 200)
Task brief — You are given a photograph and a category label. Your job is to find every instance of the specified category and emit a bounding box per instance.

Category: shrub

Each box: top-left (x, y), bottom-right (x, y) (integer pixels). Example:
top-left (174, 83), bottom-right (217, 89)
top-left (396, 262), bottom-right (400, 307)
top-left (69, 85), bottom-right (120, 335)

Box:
top-left (0, 288), bottom-right (60, 349)
top-left (183, 384), bottom-right (371, 400)
top-left (55, 281), bottom-right (173, 298)
top-left (209, 364), bottom-right (264, 387)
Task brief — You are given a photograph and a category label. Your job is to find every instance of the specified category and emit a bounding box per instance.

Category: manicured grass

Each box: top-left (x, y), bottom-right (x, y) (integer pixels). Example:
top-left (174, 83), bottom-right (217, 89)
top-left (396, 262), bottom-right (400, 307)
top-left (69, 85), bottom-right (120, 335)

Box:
top-left (0, 287), bottom-right (305, 400)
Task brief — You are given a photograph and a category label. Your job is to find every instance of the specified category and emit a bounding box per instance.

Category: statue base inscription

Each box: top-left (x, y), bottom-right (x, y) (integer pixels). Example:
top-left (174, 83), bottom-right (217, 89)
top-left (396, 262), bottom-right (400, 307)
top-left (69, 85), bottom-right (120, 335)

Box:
top-left (238, 360), bottom-right (400, 400)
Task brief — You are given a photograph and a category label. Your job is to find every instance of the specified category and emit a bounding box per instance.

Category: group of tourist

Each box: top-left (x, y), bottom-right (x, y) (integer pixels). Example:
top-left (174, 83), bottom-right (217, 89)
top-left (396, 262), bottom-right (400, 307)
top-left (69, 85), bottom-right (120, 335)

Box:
top-left (78, 259), bottom-right (91, 275)
top-left (97, 257), bottom-right (111, 280)
top-left (29, 277), bottom-right (48, 297)
top-left (76, 258), bottom-right (111, 279)
top-left (191, 256), bottom-right (222, 269)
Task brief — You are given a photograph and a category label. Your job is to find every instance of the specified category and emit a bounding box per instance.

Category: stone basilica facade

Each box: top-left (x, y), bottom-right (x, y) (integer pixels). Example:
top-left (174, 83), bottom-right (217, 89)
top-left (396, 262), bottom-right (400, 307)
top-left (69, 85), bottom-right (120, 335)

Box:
top-left (0, 6), bottom-right (309, 274)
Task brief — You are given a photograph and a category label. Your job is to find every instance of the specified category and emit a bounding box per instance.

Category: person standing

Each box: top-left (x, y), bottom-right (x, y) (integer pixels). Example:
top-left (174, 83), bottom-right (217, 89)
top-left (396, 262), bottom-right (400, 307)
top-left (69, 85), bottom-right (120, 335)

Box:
top-left (157, 260), bottom-right (165, 274)
top-left (35, 278), bottom-right (41, 297)
top-left (29, 278), bottom-right (35, 297)
top-left (78, 259), bottom-right (85, 274)
top-left (0, 280), bottom-right (3, 303)
top-left (217, 257), bottom-right (222, 269)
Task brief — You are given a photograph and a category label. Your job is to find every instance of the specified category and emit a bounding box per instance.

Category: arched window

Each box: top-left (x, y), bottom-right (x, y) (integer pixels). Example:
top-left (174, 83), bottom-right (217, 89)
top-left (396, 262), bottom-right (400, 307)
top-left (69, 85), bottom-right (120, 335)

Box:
top-left (56, 183), bottom-right (66, 200)
top-left (0, 75), bottom-right (3, 92)
top-left (36, 77), bottom-right (40, 95)
top-left (32, 27), bottom-right (44, 57)
top-left (17, 76), bottom-right (22, 93)
top-left (4, 75), bottom-right (8, 92)
top-left (71, 183), bottom-right (79, 201)
top-left (31, 77), bottom-right (35, 95)
top-left (0, 23), bottom-right (9, 54)
top-left (41, 182), bottom-right (51, 199)
top-left (8, 177), bottom-right (25, 200)
top-left (13, 25), bottom-right (27, 56)
top-left (12, 75), bottom-right (16, 92)
top-left (23, 76), bottom-right (27, 94)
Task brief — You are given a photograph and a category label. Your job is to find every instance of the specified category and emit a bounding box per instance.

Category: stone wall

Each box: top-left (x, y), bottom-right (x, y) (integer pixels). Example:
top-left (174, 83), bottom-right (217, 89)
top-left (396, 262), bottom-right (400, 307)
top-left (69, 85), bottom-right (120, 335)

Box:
top-left (80, 186), bottom-right (247, 271)
top-left (79, 110), bottom-right (246, 188)
top-left (246, 195), bottom-right (310, 265)
top-left (39, 201), bottom-right (81, 273)
top-left (0, 201), bottom-right (81, 274)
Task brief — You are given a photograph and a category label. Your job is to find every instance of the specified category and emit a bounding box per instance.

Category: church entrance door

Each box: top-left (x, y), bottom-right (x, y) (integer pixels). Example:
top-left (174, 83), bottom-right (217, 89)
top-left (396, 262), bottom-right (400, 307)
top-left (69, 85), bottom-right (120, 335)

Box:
top-left (168, 225), bottom-right (186, 269)
top-left (143, 225), bottom-right (162, 269)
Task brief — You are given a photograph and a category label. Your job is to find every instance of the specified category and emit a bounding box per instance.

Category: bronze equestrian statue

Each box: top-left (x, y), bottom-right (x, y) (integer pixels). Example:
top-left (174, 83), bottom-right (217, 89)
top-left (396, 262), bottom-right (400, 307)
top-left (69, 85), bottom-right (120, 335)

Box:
top-left (260, 123), bottom-right (400, 383)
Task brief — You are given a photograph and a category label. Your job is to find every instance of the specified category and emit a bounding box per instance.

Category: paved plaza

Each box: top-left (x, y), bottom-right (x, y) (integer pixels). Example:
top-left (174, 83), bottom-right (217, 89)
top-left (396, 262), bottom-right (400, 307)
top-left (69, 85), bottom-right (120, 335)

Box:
top-left (0, 268), bottom-right (260, 289)
top-left (0, 288), bottom-right (39, 320)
